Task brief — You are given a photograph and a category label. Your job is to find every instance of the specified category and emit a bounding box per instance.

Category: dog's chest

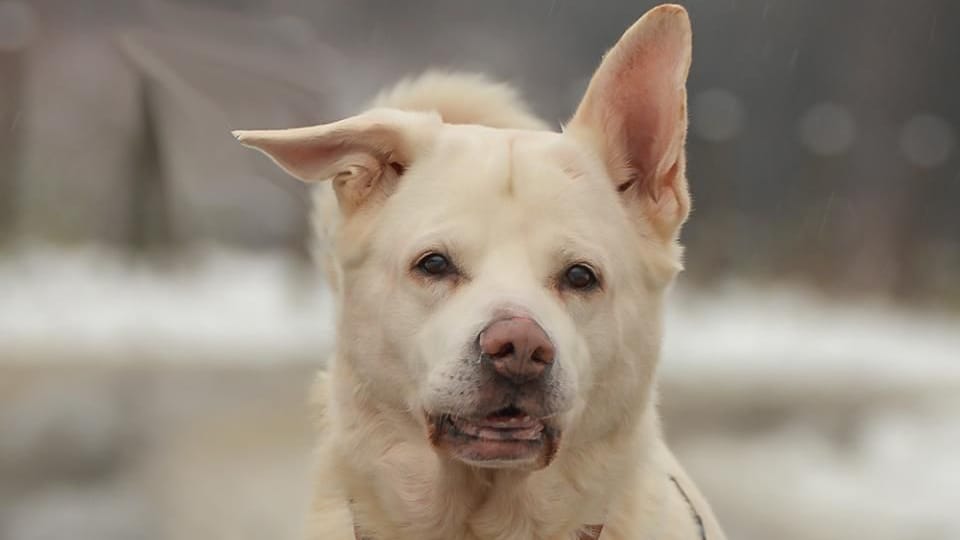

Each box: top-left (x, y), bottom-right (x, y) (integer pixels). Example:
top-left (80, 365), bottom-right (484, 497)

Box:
top-left (351, 497), bottom-right (609, 540)
top-left (353, 523), bottom-right (604, 540)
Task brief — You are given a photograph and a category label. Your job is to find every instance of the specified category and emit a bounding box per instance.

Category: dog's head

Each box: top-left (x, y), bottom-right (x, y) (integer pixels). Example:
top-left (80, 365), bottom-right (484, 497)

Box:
top-left (236, 5), bottom-right (691, 470)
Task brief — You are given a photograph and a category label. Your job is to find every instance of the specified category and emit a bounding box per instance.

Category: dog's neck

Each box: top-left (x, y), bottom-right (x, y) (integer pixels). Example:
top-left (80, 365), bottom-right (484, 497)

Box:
top-left (354, 523), bottom-right (605, 540)
top-left (325, 360), bottom-right (656, 540)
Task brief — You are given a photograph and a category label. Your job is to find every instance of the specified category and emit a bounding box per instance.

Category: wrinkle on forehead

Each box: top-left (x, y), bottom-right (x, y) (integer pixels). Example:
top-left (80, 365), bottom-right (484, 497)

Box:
top-left (395, 127), bottom-right (591, 228)
top-left (557, 153), bottom-right (589, 182)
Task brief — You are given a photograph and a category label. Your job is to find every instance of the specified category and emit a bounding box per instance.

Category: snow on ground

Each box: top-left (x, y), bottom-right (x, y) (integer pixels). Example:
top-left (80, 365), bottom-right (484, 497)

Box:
top-left (0, 245), bottom-right (335, 365)
top-left (1, 246), bottom-right (958, 539)
top-left (665, 282), bottom-right (960, 390)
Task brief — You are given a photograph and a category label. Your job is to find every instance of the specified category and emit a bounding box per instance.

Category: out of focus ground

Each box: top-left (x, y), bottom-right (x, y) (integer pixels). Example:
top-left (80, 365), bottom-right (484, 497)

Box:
top-left (1, 249), bottom-right (958, 540)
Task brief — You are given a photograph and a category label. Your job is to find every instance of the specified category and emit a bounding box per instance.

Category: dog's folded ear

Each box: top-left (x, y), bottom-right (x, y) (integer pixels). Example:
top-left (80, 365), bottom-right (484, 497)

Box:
top-left (233, 109), bottom-right (440, 214)
top-left (568, 4), bottom-right (692, 242)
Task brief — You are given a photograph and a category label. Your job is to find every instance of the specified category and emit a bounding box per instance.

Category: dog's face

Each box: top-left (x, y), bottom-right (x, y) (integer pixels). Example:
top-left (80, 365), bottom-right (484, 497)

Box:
top-left (236, 5), bottom-right (692, 470)
top-left (340, 126), bottom-right (676, 469)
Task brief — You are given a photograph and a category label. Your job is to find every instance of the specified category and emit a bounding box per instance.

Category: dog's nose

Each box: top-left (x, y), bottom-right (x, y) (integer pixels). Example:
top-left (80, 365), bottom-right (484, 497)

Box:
top-left (479, 317), bottom-right (555, 384)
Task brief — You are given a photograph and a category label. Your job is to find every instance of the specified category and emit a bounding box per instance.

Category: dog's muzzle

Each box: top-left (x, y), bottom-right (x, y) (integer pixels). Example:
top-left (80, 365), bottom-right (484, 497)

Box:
top-left (426, 314), bottom-right (565, 469)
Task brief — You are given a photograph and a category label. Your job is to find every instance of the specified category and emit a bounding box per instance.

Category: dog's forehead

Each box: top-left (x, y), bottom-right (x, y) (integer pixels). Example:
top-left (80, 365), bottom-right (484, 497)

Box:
top-left (370, 124), bottom-right (628, 266)
top-left (399, 125), bottom-right (610, 213)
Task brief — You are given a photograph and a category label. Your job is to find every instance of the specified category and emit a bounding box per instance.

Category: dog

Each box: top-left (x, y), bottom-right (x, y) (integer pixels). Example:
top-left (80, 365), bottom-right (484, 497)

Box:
top-left (234, 4), bottom-right (726, 539)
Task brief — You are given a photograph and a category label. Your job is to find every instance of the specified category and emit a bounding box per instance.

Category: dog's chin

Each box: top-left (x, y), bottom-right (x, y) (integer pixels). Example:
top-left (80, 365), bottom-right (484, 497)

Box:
top-left (427, 408), bottom-right (561, 470)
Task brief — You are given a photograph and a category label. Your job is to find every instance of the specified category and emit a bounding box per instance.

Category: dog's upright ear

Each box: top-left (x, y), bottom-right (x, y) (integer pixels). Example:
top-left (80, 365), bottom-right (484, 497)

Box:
top-left (568, 4), bottom-right (692, 242)
top-left (233, 109), bottom-right (439, 214)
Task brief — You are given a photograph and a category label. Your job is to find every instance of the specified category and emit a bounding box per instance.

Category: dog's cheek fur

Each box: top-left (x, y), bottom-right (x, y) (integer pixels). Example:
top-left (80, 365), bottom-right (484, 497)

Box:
top-left (547, 218), bottom-right (673, 442)
top-left (335, 251), bottom-right (428, 412)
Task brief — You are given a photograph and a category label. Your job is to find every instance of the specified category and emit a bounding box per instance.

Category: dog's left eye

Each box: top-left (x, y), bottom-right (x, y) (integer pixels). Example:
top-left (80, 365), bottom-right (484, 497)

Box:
top-left (417, 253), bottom-right (454, 277)
top-left (563, 264), bottom-right (599, 290)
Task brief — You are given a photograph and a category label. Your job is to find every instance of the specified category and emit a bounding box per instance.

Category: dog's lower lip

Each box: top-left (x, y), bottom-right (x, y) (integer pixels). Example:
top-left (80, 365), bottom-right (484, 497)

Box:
top-left (450, 416), bottom-right (544, 441)
top-left (427, 412), bottom-right (561, 469)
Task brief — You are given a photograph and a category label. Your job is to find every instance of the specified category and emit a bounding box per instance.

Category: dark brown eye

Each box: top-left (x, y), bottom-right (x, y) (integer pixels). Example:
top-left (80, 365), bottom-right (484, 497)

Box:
top-left (417, 253), bottom-right (453, 276)
top-left (563, 264), bottom-right (598, 290)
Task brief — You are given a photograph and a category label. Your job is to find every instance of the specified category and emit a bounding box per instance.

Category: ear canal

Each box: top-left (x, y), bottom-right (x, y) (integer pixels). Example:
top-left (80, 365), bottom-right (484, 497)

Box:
top-left (567, 4), bottom-right (693, 241)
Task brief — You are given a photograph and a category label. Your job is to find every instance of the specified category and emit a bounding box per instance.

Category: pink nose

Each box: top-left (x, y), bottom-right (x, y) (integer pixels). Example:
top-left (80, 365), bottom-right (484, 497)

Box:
top-left (479, 317), bottom-right (555, 384)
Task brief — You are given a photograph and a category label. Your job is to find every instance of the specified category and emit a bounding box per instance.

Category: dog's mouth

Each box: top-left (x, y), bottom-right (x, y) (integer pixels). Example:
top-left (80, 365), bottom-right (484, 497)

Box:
top-left (427, 406), bottom-right (560, 469)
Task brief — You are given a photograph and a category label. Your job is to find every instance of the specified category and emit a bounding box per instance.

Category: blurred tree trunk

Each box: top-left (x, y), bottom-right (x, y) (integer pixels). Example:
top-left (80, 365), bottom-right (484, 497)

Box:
top-left (832, 3), bottom-right (938, 299)
top-left (15, 32), bottom-right (142, 245)
top-left (892, 1), bottom-right (960, 306)
top-left (0, 51), bottom-right (23, 245)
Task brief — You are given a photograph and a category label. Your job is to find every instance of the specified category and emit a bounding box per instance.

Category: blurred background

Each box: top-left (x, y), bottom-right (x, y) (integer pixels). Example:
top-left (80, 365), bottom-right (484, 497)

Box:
top-left (0, 1), bottom-right (958, 539)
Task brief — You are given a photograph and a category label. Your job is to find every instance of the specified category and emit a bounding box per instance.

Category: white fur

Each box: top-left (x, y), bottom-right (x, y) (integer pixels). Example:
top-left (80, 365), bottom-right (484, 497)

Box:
top-left (235, 5), bottom-right (726, 539)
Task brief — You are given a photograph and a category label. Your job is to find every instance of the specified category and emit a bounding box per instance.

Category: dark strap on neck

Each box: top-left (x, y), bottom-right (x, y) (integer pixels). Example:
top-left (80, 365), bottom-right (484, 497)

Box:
top-left (669, 474), bottom-right (707, 540)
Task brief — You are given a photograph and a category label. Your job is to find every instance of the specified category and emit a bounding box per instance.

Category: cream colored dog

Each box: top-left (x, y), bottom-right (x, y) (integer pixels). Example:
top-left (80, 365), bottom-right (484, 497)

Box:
top-left (235, 5), bottom-right (725, 539)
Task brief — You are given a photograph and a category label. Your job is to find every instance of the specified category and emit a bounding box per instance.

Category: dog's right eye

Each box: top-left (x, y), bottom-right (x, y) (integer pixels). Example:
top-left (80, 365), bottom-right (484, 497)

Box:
top-left (416, 253), bottom-right (454, 277)
top-left (562, 263), bottom-right (600, 291)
